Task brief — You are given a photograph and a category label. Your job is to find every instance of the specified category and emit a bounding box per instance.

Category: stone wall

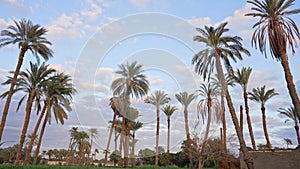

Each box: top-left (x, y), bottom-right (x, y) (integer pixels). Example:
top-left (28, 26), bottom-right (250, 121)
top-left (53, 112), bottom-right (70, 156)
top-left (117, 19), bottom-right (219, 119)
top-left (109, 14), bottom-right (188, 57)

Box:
top-left (240, 148), bottom-right (300, 169)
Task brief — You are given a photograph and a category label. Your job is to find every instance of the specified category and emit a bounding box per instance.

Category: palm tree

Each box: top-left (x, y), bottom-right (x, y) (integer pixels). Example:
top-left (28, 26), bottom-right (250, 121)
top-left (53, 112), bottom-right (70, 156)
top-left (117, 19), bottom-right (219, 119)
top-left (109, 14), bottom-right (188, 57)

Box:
top-left (32, 73), bottom-right (75, 165)
top-left (0, 19), bottom-right (53, 140)
top-left (211, 74), bottom-right (235, 152)
top-left (249, 85), bottom-right (278, 149)
top-left (111, 61), bottom-right (149, 168)
top-left (145, 90), bottom-right (170, 169)
top-left (197, 83), bottom-right (221, 147)
top-left (278, 106), bottom-right (300, 145)
top-left (233, 67), bottom-right (256, 150)
top-left (192, 22), bottom-right (253, 168)
top-left (284, 138), bottom-right (293, 148)
top-left (130, 120), bottom-right (143, 168)
top-left (161, 105), bottom-right (177, 156)
top-left (175, 91), bottom-right (197, 169)
top-left (1, 62), bottom-right (55, 164)
top-left (88, 128), bottom-right (98, 164)
top-left (104, 97), bottom-right (125, 166)
top-left (246, 0), bottom-right (300, 122)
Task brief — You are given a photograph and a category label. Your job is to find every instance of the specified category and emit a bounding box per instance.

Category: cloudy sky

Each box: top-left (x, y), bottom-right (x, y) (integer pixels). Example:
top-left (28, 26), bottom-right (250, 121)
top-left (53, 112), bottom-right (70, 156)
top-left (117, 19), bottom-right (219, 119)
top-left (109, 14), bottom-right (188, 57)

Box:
top-left (1, 0), bottom-right (300, 158)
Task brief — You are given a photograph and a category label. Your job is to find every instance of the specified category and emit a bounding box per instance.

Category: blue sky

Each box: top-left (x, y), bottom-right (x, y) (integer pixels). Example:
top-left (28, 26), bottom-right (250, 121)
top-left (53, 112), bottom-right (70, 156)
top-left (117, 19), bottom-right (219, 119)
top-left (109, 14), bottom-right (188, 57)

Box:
top-left (1, 0), bottom-right (300, 158)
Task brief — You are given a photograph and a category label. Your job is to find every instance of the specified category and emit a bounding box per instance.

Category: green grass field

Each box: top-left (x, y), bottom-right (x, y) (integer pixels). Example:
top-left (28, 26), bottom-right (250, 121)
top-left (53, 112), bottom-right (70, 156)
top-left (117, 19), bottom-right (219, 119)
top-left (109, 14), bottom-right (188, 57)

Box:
top-left (0, 165), bottom-right (186, 169)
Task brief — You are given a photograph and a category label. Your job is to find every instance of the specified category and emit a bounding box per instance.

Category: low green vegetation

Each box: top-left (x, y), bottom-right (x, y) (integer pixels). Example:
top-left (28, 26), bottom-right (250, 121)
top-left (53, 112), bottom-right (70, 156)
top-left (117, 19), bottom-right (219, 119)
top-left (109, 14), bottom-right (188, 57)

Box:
top-left (0, 165), bottom-right (185, 169)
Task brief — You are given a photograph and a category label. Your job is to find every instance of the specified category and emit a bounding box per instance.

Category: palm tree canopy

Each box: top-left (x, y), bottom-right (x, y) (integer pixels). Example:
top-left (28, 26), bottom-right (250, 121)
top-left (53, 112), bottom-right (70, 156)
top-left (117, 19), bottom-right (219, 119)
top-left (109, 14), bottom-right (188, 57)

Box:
top-left (278, 106), bottom-right (299, 123)
top-left (197, 83), bottom-right (222, 124)
top-left (245, 0), bottom-right (300, 60)
top-left (44, 73), bottom-right (75, 125)
top-left (248, 85), bottom-right (279, 106)
top-left (88, 128), bottom-right (99, 139)
top-left (126, 107), bottom-right (140, 122)
top-left (145, 90), bottom-right (171, 109)
top-left (0, 62), bottom-right (55, 112)
top-left (131, 121), bottom-right (143, 132)
top-left (162, 105), bottom-right (178, 118)
top-left (0, 18), bottom-right (53, 62)
top-left (109, 96), bottom-right (129, 116)
top-left (111, 61), bottom-right (149, 99)
top-left (211, 73), bottom-right (235, 88)
top-left (175, 91), bottom-right (197, 108)
top-left (192, 22), bottom-right (250, 81)
top-left (233, 67), bottom-right (252, 91)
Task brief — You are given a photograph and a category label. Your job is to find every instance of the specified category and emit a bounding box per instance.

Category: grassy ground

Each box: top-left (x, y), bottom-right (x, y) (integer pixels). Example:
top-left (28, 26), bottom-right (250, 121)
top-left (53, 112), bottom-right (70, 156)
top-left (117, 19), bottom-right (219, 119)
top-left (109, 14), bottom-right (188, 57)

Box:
top-left (0, 165), bottom-right (185, 169)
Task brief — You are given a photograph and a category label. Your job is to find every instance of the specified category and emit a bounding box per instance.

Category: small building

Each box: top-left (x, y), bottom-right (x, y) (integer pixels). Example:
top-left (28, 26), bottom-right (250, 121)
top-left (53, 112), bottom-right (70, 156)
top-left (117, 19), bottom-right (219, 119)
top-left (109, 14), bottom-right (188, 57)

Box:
top-left (240, 147), bottom-right (300, 169)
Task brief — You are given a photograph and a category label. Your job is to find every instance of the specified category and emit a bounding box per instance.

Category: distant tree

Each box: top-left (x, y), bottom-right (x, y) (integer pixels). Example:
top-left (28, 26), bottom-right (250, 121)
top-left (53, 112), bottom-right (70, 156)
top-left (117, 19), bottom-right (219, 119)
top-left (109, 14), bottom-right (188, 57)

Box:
top-left (284, 138), bottom-right (293, 149)
top-left (145, 90), bottom-right (170, 169)
top-left (162, 105), bottom-right (177, 166)
top-left (109, 150), bottom-right (120, 166)
top-left (249, 85), bottom-right (278, 148)
top-left (175, 91), bottom-right (197, 169)
top-left (279, 106), bottom-right (300, 145)
top-left (233, 67), bottom-right (256, 150)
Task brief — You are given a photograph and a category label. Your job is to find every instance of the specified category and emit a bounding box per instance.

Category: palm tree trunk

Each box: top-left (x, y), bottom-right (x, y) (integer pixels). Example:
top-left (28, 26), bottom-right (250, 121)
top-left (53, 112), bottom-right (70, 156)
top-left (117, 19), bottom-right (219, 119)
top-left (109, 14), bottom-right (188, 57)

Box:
top-left (118, 116), bottom-right (126, 167)
top-left (15, 91), bottom-right (34, 165)
top-left (221, 95), bottom-right (227, 152)
top-left (155, 108), bottom-right (160, 169)
top-left (215, 55), bottom-right (253, 169)
top-left (244, 91), bottom-right (256, 150)
top-left (294, 124), bottom-right (300, 145)
top-left (24, 101), bottom-right (47, 164)
top-left (167, 117), bottom-right (170, 166)
top-left (104, 114), bottom-right (116, 166)
top-left (131, 133), bottom-right (136, 168)
top-left (203, 100), bottom-right (212, 145)
top-left (261, 106), bottom-right (271, 149)
top-left (184, 108), bottom-right (193, 169)
top-left (114, 131), bottom-right (118, 152)
top-left (280, 53), bottom-right (300, 122)
top-left (240, 105), bottom-right (243, 134)
top-left (124, 122), bottom-right (131, 168)
top-left (0, 47), bottom-right (27, 141)
top-left (33, 113), bottom-right (48, 165)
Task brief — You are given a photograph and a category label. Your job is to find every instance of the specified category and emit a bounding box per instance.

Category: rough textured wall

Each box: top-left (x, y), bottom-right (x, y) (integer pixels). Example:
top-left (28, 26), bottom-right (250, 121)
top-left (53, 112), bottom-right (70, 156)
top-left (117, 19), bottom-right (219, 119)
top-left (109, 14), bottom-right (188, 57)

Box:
top-left (240, 148), bottom-right (300, 169)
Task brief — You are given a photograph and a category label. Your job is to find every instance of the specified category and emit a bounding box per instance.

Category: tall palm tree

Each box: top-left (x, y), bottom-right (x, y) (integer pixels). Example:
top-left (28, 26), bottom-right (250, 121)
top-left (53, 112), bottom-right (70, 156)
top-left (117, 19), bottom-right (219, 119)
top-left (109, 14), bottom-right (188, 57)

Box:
top-left (162, 105), bottom-right (177, 156)
top-left (0, 19), bottom-right (53, 140)
top-left (233, 67), bottom-right (256, 150)
top-left (104, 97), bottom-right (127, 166)
top-left (175, 91), bottom-right (197, 169)
top-left (1, 62), bottom-right (55, 164)
top-left (111, 61), bottom-right (149, 168)
top-left (246, 0), bottom-right (300, 122)
top-left (197, 83), bottom-right (221, 147)
top-left (130, 120), bottom-right (143, 168)
top-left (145, 90), bottom-right (170, 169)
top-left (211, 74), bottom-right (235, 152)
top-left (125, 107), bottom-right (139, 168)
top-left (248, 85), bottom-right (278, 149)
top-left (278, 106), bottom-right (300, 145)
top-left (88, 128), bottom-right (98, 164)
top-left (32, 73), bottom-right (75, 165)
top-left (192, 22), bottom-right (254, 168)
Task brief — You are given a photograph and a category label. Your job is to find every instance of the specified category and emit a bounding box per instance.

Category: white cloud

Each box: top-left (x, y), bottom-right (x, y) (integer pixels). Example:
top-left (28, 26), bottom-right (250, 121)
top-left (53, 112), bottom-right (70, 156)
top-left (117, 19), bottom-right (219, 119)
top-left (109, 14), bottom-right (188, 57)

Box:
top-left (187, 16), bottom-right (211, 28)
top-left (129, 0), bottom-right (149, 9)
top-left (4, 0), bottom-right (24, 9)
top-left (220, 3), bottom-right (254, 30)
top-left (47, 13), bottom-right (85, 40)
top-left (81, 0), bottom-right (103, 21)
